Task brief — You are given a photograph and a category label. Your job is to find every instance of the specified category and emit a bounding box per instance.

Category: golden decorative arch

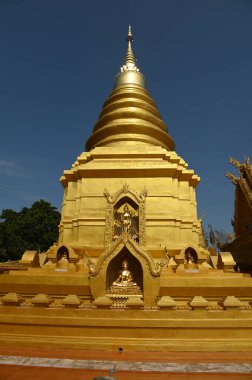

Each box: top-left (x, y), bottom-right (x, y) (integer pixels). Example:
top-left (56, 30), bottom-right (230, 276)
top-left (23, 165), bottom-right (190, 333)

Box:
top-left (180, 245), bottom-right (200, 256)
top-left (47, 243), bottom-right (78, 263)
top-left (90, 234), bottom-right (159, 278)
top-left (89, 234), bottom-right (160, 307)
top-left (104, 183), bottom-right (147, 204)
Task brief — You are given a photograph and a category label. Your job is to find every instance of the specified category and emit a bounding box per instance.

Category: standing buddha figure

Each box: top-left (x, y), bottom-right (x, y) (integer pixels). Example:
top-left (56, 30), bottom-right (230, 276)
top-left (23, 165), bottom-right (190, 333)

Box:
top-left (121, 205), bottom-right (132, 233)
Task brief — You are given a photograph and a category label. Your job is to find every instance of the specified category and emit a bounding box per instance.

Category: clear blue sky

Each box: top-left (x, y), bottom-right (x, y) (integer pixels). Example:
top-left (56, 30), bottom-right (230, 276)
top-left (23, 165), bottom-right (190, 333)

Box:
top-left (0, 0), bottom-right (251, 234)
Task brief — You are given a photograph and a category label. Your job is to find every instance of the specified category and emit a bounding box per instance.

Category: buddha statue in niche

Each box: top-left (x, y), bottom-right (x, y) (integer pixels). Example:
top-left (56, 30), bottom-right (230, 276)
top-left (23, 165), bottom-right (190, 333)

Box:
top-left (56, 251), bottom-right (69, 268)
top-left (113, 259), bottom-right (137, 287)
top-left (184, 248), bottom-right (198, 269)
top-left (121, 205), bottom-right (132, 233)
top-left (113, 202), bottom-right (139, 242)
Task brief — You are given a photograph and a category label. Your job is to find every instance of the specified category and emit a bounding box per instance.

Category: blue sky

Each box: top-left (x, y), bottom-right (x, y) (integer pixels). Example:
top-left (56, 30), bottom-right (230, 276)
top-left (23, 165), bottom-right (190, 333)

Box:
top-left (0, 0), bottom-right (251, 233)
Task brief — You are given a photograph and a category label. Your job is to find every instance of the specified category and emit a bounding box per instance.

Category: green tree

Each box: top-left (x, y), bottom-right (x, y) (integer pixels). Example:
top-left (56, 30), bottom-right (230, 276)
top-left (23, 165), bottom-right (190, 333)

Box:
top-left (0, 200), bottom-right (60, 262)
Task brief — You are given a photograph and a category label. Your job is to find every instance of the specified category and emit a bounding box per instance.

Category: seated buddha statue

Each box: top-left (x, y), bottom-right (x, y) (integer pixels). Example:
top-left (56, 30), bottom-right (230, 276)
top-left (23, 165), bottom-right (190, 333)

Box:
top-left (57, 252), bottom-right (69, 268)
top-left (113, 260), bottom-right (137, 287)
top-left (184, 249), bottom-right (198, 269)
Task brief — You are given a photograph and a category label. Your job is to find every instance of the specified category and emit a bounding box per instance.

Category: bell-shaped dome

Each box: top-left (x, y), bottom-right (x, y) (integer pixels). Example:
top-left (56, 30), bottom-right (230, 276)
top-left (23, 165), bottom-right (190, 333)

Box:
top-left (85, 26), bottom-right (175, 151)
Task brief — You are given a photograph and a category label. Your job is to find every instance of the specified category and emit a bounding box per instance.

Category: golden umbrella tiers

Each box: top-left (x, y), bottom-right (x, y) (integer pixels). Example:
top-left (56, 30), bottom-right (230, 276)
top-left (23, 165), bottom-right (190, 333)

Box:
top-left (85, 26), bottom-right (175, 151)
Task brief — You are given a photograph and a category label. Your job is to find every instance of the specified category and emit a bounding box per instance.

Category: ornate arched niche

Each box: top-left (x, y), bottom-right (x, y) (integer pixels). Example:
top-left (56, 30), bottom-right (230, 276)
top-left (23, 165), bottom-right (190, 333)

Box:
top-left (104, 184), bottom-right (147, 249)
top-left (89, 236), bottom-right (160, 307)
top-left (47, 244), bottom-right (78, 264)
top-left (184, 247), bottom-right (198, 265)
top-left (176, 246), bottom-right (199, 270)
top-left (57, 246), bottom-right (69, 262)
top-left (176, 245), bottom-right (209, 270)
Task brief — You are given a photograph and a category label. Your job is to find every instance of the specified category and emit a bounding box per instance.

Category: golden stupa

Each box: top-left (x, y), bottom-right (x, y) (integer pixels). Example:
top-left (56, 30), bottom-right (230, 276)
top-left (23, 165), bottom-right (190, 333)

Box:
top-left (1, 27), bottom-right (252, 352)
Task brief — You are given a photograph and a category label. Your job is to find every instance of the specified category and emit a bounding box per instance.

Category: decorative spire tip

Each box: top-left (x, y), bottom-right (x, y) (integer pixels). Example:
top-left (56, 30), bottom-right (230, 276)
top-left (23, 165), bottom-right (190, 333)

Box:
top-left (126, 25), bottom-right (133, 42)
top-left (114, 25), bottom-right (146, 89)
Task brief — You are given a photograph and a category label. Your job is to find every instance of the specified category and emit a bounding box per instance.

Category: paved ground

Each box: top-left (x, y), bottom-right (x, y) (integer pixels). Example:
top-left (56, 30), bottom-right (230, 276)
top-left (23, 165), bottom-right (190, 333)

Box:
top-left (0, 346), bottom-right (252, 380)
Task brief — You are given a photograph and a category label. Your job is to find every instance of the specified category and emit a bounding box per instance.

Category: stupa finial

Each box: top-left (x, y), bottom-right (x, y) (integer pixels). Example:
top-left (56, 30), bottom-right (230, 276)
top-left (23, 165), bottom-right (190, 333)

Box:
top-left (113, 25), bottom-right (146, 89)
top-left (127, 25), bottom-right (133, 42)
top-left (124, 25), bottom-right (136, 67)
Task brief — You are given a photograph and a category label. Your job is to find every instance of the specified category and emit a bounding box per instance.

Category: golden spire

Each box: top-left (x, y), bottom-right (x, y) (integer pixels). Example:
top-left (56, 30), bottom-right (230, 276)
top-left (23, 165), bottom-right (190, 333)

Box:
top-left (114, 25), bottom-right (145, 89)
top-left (85, 27), bottom-right (175, 151)
top-left (124, 25), bottom-right (136, 66)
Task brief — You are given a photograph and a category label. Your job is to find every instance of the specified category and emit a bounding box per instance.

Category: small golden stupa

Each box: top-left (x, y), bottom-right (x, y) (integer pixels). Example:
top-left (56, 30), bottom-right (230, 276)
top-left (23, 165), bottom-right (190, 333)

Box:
top-left (0, 27), bottom-right (252, 352)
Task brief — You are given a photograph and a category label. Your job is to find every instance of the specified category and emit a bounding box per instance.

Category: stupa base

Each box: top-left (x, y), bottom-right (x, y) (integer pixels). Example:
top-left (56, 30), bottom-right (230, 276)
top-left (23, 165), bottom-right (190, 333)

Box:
top-left (1, 307), bottom-right (252, 352)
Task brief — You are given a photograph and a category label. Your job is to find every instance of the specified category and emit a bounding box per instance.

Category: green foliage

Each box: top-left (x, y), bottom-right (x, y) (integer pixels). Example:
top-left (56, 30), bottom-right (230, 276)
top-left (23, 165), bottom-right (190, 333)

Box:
top-left (0, 200), bottom-right (60, 262)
